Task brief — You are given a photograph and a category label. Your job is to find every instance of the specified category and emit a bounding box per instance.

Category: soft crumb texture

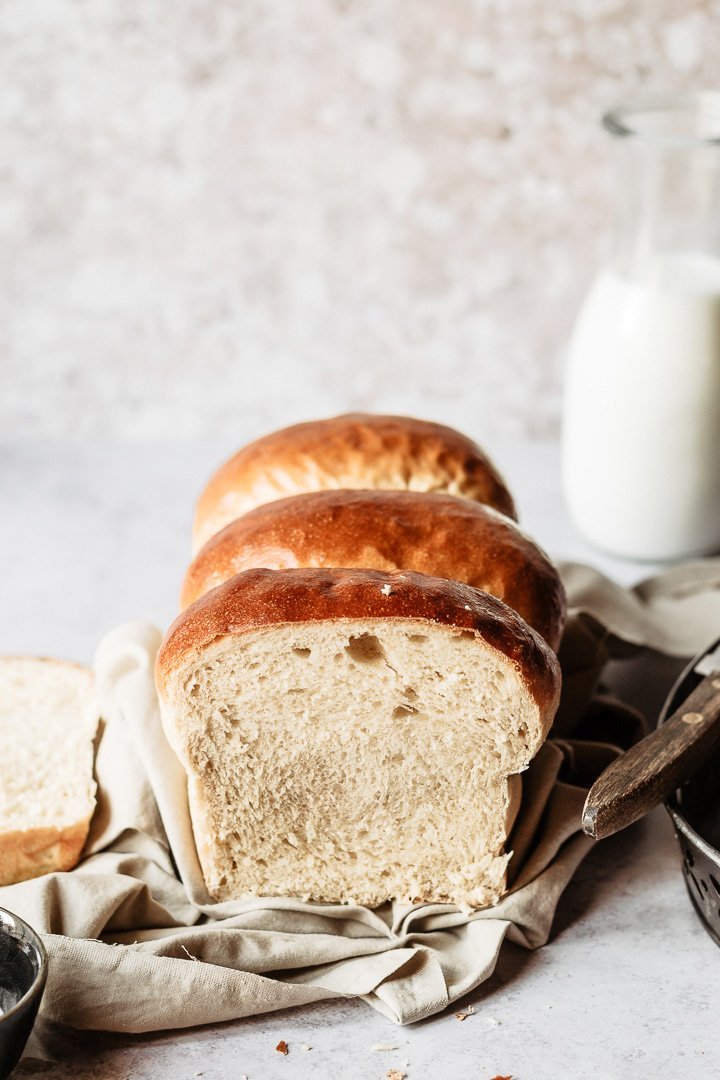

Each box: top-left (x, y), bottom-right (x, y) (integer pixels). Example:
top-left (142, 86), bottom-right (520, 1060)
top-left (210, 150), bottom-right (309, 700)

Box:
top-left (0, 657), bottom-right (98, 885)
top-left (160, 615), bottom-right (545, 908)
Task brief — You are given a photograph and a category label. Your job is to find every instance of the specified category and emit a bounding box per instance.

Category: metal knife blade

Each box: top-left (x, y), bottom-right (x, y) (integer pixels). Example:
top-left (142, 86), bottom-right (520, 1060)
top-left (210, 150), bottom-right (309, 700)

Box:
top-left (695, 641), bottom-right (720, 677)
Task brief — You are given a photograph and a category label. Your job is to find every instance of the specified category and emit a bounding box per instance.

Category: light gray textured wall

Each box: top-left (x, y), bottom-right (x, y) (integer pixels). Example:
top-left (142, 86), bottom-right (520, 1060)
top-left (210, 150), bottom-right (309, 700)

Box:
top-left (2, 1), bottom-right (719, 443)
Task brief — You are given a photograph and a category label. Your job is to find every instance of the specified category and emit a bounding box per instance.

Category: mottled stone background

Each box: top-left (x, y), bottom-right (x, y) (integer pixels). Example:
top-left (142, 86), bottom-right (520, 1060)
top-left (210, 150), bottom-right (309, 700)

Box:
top-left (2, 0), bottom-right (719, 444)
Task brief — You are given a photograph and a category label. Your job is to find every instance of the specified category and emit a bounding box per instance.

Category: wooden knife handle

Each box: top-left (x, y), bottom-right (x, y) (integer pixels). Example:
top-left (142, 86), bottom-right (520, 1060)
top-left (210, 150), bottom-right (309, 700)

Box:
top-left (582, 672), bottom-right (720, 840)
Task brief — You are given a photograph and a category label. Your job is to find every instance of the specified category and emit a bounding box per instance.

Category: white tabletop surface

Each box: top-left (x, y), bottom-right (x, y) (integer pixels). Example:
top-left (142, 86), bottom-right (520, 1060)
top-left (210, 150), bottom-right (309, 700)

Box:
top-left (3, 437), bottom-right (719, 1080)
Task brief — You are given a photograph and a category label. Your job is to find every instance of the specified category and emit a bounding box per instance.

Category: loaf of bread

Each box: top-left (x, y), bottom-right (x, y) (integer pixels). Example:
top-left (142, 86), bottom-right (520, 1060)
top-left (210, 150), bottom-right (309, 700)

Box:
top-left (192, 413), bottom-right (516, 552)
top-left (181, 490), bottom-right (566, 650)
top-left (0, 657), bottom-right (99, 886)
top-left (156, 567), bottom-right (561, 908)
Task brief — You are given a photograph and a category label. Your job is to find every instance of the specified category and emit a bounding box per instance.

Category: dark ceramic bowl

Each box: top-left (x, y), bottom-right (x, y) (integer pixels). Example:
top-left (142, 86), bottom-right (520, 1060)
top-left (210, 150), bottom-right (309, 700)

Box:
top-left (0, 908), bottom-right (47, 1079)
top-left (660, 636), bottom-right (720, 945)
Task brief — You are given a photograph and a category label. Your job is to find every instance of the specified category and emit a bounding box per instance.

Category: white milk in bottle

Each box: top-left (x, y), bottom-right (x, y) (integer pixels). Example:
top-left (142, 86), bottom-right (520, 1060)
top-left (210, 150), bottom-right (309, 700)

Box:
top-left (562, 95), bottom-right (720, 560)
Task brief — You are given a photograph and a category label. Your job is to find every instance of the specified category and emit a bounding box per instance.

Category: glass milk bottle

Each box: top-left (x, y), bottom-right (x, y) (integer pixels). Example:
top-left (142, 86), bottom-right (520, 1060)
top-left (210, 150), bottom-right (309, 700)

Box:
top-left (562, 94), bottom-right (720, 560)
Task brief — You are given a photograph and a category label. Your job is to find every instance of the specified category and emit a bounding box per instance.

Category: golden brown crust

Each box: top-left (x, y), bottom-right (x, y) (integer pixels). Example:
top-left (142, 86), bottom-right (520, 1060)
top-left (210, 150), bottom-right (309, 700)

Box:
top-left (181, 490), bottom-right (566, 649)
top-left (0, 817), bottom-right (92, 887)
top-left (192, 414), bottom-right (517, 551)
top-left (157, 567), bottom-right (561, 731)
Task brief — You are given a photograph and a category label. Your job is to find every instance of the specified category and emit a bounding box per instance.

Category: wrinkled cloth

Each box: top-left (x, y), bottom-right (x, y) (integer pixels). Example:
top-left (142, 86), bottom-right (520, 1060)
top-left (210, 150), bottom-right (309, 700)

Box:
top-left (2, 558), bottom-right (719, 1033)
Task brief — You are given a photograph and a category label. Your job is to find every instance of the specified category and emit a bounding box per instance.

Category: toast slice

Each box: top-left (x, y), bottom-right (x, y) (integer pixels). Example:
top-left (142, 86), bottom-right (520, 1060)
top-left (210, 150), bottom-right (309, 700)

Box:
top-left (0, 657), bottom-right (99, 886)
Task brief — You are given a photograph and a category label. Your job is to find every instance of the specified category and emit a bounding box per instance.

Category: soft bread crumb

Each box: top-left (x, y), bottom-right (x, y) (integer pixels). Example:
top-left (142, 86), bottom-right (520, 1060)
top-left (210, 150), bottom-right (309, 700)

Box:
top-left (162, 616), bottom-right (542, 907)
top-left (0, 657), bottom-right (98, 886)
top-left (387, 1071), bottom-right (406, 1080)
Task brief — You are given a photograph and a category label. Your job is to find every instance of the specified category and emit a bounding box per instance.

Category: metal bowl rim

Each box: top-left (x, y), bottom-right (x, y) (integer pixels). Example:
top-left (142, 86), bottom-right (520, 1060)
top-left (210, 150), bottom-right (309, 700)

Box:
top-left (0, 905), bottom-right (48, 1026)
top-left (660, 635), bottom-right (720, 865)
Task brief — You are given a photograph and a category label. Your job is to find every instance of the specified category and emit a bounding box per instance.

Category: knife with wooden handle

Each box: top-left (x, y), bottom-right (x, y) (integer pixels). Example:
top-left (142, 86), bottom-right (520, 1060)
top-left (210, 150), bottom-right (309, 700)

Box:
top-left (582, 642), bottom-right (720, 840)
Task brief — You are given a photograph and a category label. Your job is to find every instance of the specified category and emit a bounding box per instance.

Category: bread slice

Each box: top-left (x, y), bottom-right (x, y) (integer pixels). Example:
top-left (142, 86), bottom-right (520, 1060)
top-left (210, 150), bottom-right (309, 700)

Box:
top-left (0, 657), bottom-right (99, 886)
top-left (157, 567), bottom-right (561, 908)
top-left (181, 490), bottom-right (566, 650)
top-left (192, 413), bottom-right (517, 552)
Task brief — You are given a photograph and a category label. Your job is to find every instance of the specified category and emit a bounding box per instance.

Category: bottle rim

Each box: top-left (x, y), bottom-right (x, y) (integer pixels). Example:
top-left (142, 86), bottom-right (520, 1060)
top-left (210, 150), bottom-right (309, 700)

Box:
top-left (603, 91), bottom-right (720, 148)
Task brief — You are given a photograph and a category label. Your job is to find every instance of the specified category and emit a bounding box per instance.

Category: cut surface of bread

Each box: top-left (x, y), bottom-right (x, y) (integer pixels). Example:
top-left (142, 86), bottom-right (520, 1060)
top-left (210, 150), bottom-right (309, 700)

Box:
top-left (181, 489), bottom-right (566, 650)
top-left (192, 413), bottom-right (517, 552)
top-left (157, 568), bottom-right (560, 908)
top-left (0, 657), bottom-right (99, 886)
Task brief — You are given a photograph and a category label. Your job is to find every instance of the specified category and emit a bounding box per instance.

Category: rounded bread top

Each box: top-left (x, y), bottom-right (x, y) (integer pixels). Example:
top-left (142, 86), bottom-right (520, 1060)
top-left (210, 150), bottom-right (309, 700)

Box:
top-left (157, 566), bottom-right (561, 734)
top-left (191, 413), bottom-right (517, 551)
top-left (181, 490), bottom-right (566, 650)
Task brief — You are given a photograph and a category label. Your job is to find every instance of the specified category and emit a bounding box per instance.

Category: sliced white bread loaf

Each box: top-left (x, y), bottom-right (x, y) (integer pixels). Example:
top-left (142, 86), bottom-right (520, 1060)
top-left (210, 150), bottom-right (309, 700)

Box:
top-left (0, 657), bottom-right (99, 886)
top-left (192, 413), bottom-right (517, 552)
top-left (156, 568), bottom-right (561, 909)
top-left (181, 490), bottom-right (566, 651)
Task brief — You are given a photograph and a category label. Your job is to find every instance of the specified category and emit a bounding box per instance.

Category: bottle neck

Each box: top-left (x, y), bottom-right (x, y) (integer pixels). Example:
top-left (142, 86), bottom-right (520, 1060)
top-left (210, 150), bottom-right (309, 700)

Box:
top-left (609, 140), bottom-right (720, 281)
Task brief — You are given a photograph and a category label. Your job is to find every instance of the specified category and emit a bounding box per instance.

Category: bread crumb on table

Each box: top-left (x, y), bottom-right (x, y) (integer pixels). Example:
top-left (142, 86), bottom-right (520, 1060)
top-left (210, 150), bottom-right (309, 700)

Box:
top-left (276, 1040), bottom-right (289, 1055)
top-left (454, 1005), bottom-right (475, 1021)
top-left (386, 1070), bottom-right (406, 1080)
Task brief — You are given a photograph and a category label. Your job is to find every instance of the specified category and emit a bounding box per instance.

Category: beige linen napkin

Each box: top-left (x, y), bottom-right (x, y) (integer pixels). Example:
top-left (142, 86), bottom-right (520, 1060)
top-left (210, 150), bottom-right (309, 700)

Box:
top-left (2, 558), bottom-right (720, 1034)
